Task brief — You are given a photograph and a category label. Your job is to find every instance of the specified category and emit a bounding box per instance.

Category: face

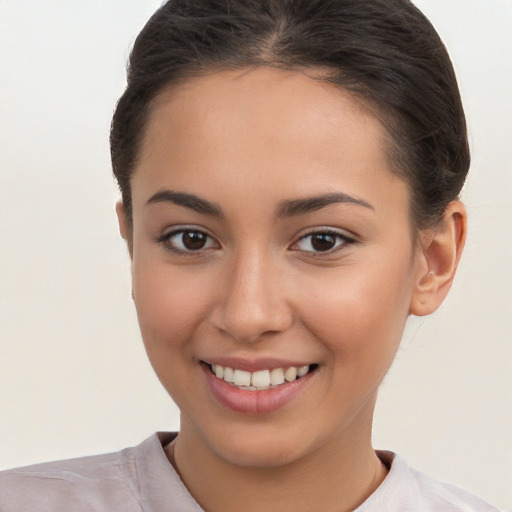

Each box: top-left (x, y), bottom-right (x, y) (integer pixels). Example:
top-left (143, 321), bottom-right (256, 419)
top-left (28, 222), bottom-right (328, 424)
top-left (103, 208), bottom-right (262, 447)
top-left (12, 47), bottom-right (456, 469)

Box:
top-left (125, 67), bottom-right (427, 468)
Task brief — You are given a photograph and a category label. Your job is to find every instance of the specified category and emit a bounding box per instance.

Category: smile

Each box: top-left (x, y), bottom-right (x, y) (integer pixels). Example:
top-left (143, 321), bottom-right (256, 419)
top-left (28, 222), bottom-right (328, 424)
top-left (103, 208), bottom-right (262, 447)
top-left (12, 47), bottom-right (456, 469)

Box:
top-left (208, 363), bottom-right (316, 391)
top-left (201, 360), bottom-right (318, 414)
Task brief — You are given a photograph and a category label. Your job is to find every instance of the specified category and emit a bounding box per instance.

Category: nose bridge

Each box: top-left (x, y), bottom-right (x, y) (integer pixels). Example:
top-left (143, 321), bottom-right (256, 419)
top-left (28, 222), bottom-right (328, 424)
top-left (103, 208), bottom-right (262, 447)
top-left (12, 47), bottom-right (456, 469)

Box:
top-left (211, 244), bottom-right (292, 342)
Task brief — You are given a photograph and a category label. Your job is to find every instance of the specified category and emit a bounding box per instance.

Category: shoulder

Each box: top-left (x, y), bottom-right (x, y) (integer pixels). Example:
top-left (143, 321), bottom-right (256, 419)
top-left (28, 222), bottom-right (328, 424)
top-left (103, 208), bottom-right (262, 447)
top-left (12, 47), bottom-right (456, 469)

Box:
top-left (0, 449), bottom-right (138, 512)
top-left (0, 432), bottom-right (205, 512)
top-left (355, 451), bottom-right (500, 512)
top-left (0, 434), bottom-right (165, 512)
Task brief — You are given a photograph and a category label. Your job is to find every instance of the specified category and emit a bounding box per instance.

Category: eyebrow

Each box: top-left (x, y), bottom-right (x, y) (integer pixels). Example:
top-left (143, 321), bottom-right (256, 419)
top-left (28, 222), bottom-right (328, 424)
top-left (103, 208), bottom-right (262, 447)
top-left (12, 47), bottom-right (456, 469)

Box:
top-left (146, 189), bottom-right (373, 218)
top-left (146, 189), bottom-right (223, 216)
top-left (277, 192), bottom-right (374, 217)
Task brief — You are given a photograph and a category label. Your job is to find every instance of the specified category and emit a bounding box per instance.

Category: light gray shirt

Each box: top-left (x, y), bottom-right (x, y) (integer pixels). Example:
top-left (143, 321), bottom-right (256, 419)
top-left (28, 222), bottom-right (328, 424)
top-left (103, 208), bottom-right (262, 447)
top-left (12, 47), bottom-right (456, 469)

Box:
top-left (0, 432), bottom-right (499, 511)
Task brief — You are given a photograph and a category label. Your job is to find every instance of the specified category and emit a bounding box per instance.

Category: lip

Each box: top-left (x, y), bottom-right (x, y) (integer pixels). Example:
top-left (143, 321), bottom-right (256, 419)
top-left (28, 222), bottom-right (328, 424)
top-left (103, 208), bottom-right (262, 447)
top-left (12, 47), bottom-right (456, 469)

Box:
top-left (201, 361), bottom-right (316, 415)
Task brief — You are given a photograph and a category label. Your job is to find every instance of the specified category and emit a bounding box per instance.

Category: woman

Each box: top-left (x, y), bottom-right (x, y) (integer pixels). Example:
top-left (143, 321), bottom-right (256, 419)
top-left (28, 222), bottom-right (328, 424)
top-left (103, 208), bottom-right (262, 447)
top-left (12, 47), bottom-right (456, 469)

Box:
top-left (0, 0), bottom-right (503, 510)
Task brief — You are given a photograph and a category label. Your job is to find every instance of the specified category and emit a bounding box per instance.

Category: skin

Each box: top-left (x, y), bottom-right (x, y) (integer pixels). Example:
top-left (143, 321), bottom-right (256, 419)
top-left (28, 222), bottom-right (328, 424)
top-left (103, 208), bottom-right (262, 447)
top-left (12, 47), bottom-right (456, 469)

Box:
top-left (117, 67), bottom-right (466, 512)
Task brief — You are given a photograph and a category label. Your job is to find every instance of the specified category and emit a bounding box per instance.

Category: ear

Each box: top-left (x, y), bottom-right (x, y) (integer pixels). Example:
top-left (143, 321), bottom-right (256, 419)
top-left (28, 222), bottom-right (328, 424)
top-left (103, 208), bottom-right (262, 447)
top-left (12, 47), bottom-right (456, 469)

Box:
top-left (410, 201), bottom-right (467, 316)
top-left (115, 200), bottom-right (133, 259)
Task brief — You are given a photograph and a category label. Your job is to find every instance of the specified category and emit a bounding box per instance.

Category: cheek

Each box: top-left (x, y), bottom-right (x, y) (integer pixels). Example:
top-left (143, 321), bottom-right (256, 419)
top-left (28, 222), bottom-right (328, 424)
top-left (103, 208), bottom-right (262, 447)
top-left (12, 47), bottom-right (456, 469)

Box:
top-left (132, 261), bottom-right (213, 354)
top-left (132, 261), bottom-right (219, 408)
top-left (297, 256), bottom-right (414, 366)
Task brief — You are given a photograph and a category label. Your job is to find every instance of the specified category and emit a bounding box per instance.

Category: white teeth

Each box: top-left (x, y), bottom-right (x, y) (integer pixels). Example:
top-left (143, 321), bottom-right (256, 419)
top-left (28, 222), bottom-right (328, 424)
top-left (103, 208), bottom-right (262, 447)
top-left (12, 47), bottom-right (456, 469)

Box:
top-left (210, 363), bottom-right (311, 390)
top-left (269, 367), bottom-right (285, 386)
top-left (297, 365), bottom-right (309, 377)
top-left (233, 369), bottom-right (251, 387)
top-left (223, 367), bottom-right (234, 383)
top-left (251, 370), bottom-right (271, 388)
top-left (284, 367), bottom-right (298, 382)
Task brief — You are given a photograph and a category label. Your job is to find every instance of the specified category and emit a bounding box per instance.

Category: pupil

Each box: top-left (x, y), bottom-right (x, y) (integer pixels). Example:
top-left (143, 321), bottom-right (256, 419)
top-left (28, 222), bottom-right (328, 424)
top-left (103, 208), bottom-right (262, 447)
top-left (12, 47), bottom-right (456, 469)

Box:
top-left (311, 234), bottom-right (335, 251)
top-left (183, 232), bottom-right (206, 250)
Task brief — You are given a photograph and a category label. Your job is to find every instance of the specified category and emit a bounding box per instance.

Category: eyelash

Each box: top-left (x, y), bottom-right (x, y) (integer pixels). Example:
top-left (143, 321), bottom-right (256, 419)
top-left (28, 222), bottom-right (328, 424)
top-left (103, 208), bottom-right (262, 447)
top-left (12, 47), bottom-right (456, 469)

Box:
top-left (155, 228), bottom-right (218, 256)
top-left (155, 228), bottom-right (355, 257)
top-left (291, 229), bottom-right (355, 256)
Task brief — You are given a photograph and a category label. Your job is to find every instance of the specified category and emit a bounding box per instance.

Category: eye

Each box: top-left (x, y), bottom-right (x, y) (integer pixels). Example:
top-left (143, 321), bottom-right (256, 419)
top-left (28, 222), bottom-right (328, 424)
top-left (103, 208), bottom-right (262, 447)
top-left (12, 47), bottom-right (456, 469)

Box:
top-left (292, 230), bottom-right (354, 254)
top-left (158, 229), bottom-right (219, 254)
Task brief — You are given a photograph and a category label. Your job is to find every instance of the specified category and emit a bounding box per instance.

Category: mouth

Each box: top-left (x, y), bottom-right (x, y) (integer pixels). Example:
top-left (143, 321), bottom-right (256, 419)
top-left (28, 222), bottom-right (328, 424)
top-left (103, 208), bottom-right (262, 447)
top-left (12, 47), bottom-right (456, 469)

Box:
top-left (203, 362), bottom-right (318, 391)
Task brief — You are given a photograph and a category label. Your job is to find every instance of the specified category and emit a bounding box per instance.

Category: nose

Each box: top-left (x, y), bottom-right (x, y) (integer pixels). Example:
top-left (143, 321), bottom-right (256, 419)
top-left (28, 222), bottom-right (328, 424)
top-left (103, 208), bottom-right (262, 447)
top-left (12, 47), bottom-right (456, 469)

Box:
top-left (209, 248), bottom-right (293, 343)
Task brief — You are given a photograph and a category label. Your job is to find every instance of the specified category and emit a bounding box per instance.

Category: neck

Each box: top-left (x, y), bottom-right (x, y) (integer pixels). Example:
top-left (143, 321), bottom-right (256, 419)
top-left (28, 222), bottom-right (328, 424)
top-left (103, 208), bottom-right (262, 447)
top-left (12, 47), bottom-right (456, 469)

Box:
top-left (167, 417), bottom-right (387, 512)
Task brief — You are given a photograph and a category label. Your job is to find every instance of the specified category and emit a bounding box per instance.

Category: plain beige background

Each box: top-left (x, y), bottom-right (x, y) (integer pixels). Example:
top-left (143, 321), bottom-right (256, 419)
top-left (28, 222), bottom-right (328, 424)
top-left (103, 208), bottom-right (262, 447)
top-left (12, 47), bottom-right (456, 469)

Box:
top-left (0, 1), bottom-right (511, 510)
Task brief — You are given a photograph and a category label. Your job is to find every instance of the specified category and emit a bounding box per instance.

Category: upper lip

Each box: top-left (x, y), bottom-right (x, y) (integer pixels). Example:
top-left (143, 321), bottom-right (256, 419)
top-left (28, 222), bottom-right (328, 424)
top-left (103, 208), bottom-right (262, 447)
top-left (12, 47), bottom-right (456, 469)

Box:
top-left (201, 357), bottom-right (314, 372)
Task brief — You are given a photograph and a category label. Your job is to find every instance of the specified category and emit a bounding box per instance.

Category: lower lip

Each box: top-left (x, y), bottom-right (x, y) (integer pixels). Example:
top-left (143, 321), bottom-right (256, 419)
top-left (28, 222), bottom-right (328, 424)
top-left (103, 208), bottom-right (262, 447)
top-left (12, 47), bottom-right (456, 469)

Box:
top-left (202, 364), bottom-right (315, 415)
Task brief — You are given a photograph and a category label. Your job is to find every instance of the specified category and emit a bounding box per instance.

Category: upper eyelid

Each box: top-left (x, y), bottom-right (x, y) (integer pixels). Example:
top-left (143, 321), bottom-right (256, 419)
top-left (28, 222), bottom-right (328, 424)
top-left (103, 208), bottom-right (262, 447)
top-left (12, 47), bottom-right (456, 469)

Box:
top-left (155, 226), bottom-right (219, 246)
top-left (157, 225), bottom-right (216, 240)
top-left (294, 226), bottom-right (355, 241)
top-left (161, 224), bottom-right (212, 235)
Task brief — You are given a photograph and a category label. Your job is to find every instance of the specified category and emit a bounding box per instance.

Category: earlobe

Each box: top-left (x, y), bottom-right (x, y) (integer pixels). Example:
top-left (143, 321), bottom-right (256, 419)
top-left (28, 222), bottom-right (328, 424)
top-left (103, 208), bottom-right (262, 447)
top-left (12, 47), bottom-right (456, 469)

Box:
top-left (410, 201), bottom-right (467, 316)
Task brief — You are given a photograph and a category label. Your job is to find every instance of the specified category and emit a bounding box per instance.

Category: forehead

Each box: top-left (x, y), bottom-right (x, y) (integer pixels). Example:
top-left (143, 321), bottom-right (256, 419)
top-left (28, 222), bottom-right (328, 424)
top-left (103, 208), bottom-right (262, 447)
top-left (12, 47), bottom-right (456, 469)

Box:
top-left (132, 67), bottom-right (408, 217)
top-left (143, 67), bottom-right (382, 163)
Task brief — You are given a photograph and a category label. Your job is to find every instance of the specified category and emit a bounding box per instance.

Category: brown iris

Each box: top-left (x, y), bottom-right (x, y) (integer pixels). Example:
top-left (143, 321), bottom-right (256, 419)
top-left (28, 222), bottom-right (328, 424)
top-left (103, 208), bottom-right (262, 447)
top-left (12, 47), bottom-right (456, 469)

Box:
top-left (182, 231), bottom-right (208, 250)
top-left (310, 233), bottom-right (337, 252)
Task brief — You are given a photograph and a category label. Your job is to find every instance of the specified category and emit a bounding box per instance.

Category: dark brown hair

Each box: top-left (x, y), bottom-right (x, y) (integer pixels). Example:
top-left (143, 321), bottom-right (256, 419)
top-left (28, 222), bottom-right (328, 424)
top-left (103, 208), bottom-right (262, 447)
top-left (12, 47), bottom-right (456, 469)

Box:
top-left (110, 0), bottom-right (469, 228)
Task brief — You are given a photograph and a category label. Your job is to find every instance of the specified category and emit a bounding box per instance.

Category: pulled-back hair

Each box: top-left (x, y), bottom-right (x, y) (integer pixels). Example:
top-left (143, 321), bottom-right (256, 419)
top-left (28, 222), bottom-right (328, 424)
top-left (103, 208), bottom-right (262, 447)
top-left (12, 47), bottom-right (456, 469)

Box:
top-left (110, 0), bottom-right (469, 228)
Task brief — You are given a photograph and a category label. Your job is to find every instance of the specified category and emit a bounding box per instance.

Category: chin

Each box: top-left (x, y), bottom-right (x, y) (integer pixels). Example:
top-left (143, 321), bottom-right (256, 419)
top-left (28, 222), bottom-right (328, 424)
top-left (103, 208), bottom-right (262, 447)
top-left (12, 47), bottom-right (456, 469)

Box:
top-left (200, 422), bottom-right (315, 469)
top-left (216, 439), bottom-right (303, 469)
